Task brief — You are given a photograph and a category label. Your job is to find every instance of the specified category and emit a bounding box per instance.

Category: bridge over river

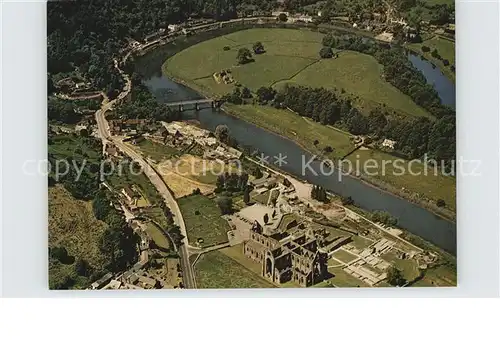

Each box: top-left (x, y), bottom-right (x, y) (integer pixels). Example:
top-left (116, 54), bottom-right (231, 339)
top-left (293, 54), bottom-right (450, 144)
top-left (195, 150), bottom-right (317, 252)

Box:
top-left (164, 98), bottom-right (221, 111)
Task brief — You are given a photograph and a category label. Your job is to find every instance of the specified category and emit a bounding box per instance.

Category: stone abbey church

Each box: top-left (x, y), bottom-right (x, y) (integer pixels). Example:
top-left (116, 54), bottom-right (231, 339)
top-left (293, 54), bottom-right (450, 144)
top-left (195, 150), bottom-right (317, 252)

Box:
top-left (243, 221), bottom-right (330, 287)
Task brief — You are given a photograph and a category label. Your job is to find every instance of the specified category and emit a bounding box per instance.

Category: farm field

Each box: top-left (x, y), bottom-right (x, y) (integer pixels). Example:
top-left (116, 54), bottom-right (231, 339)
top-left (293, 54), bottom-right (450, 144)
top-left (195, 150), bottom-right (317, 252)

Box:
top-left (155, 155), bottom-right (224, 198)
top-left (225, 104), bottom-right (354, 159)
top-left (164, 28), bottom-right (429, 117)
top-left (346, 148), bottom-right (456, 211)
top-left (194, 250), bottom-right (274, 289)
top-left (178, 194), bottom-right (231, 247)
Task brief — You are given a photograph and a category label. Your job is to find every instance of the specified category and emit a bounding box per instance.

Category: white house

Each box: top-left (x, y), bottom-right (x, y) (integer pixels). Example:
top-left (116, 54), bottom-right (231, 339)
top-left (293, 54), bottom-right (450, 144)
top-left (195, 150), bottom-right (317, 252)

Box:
top-left (382, 139), bottom-right (396, 149)
top-left (168, 24), bottom-right (179, 32)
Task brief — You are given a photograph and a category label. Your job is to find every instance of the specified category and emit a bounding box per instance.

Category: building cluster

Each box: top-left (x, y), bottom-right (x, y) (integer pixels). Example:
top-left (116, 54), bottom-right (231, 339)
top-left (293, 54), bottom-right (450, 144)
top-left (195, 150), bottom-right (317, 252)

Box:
top-left (108, 118), bottom-right (159, 136)
top-left (271, 11), bottom-right (314, 23)
top-left (90, 257), bottom-right (182, 290)
top-left (55, 77), bottom-right (94, 95)
top-left (243, 218), bottom-right (352, 287)
top-left (213, 69), bottom-right (234, 85)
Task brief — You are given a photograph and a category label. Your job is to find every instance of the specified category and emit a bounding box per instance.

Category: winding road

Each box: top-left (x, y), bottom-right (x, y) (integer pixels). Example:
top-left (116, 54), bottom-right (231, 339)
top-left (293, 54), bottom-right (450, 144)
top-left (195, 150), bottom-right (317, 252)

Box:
top-left (94, 56), bottom-right (196, 289)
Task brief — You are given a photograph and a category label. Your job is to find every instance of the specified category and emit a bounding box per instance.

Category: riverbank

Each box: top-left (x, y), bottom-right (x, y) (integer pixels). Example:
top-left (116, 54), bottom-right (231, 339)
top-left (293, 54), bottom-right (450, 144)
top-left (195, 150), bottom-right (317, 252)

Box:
top-left (162, 67), bottom-right (456, 222)
top-left (406, 36), bottom-right (456, 82)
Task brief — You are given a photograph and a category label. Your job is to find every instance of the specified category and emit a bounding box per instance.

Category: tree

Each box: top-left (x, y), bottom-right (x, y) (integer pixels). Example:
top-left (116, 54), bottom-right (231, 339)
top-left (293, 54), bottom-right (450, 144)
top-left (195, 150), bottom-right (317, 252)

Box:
top-left (237, 47), bottom-right (252, 65)
top-left (436, 199), bottom-right (446, 207)
top-left (341, 196), bottom-right (354, 206)
top-left (252, 41), bottom-right (265, 54)
top-left (216, 196), bottom-right (233, 215)
top-left (256, 86), bottom-right (276, 104)
top-left (215, 124), bottom-right (230, 143)
top-left (50, 247), bottom-right (74, 264)
top-left (263, 213), bottom-right (269, 225)
top-left (421, 45), bottom-right (430, 53)
top-left (387, 266), bottom-right (407, 287)
top-left (278, 13), bottom-right (288, 22)
top-left (75, 258), bottom-right (91, 277)
top-left (243, 187), bottom-right (251, 204)
top-left (92, 190), bottom-right (112, 221)
top-left (319, 46), bottom-right (334, 58)
top-left (241, 86), bottom-right (252, 98)
top-left (322, 33), bottom-right (337, 48)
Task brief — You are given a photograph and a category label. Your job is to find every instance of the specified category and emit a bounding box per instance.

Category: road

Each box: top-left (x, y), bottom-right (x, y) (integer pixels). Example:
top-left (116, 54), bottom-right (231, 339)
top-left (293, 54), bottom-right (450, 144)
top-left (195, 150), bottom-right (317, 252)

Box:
top-left (94, 56), bottom-right (197, 289)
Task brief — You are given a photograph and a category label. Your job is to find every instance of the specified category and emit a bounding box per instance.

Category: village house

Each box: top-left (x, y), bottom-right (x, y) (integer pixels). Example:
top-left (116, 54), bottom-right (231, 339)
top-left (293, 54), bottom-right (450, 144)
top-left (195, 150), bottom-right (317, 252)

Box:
top-left (90, 272), bottom-right (113, 290)
top-left (121, 186), bottom-right (139, 206)
top-left (144, 28), bottom-right (165, 42)
top-left (382, 139), bottom-right (396, 149)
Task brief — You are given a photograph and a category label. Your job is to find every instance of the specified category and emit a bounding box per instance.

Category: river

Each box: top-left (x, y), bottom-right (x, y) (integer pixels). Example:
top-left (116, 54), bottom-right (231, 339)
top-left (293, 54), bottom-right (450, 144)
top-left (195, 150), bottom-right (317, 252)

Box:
top-left (408, 53), bottom-right (456, 107)
top-left (135, 26), bottom-right (456, 254)
top-left (142, 72), bottom-right (456, 254)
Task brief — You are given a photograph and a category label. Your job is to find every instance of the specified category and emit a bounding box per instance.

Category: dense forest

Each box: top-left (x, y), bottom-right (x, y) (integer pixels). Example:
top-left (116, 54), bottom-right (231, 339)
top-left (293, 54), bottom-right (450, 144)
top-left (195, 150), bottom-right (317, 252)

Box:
top-left (47, 0), bottom-right (276, 95)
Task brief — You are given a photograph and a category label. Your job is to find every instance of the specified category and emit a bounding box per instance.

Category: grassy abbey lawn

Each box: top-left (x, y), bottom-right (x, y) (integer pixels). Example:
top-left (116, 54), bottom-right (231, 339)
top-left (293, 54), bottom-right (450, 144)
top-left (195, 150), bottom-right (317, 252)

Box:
top-left (164, 28), bottom-right (429, 118)
top-left (194, 249), bottom-right (274, 288)
top-left (178, 194), bottom-right (231, 248)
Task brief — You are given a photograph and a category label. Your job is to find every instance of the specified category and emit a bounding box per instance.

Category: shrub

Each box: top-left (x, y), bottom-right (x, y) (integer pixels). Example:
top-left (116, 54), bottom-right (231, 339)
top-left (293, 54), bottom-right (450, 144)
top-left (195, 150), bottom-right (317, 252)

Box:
top-left (442, 59), bottom-right (450, 66)
top-left (319, 46), bottom-right (334, 58)
top-left (436, 199), bottom-right (446, 207)
top-left (223, 46), bottom-right (230, 51)
top-left (421, 45), bottom-right (430, 53)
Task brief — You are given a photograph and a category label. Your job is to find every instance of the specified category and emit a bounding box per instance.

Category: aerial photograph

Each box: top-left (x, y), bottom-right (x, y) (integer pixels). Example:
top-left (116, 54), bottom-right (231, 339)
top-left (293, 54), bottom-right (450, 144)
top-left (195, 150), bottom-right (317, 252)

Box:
top-left (47, 0), bottom-right (456, 290)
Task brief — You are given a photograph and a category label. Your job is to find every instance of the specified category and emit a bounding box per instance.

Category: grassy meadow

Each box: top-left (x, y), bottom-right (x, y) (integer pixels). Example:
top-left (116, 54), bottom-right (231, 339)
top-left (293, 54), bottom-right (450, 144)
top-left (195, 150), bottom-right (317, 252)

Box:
top-left (164, 28), bottom-right (429, 118)
top-left (194, 250), bottom-right (274, 289)
top-left (346, 148), bottom-right (456, 210)
top-left (178, 194), bottom-right (231, 247)
top-left (225, 104), bottom-right (354, 159)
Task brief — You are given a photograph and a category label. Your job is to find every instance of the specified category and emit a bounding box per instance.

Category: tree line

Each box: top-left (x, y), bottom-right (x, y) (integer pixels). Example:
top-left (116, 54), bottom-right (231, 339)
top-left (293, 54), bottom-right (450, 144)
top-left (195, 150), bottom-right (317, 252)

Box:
top-left (260, 84), bottom-right (454, 166)
top-left (116, 77), bottom-right (181, 121)
top-left (47, 0), bottom-right (276, 95)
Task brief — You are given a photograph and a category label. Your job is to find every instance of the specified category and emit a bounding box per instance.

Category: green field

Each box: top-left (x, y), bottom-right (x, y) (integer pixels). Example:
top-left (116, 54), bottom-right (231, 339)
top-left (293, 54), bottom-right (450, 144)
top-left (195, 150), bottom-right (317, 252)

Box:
top-left (145, 223), bottom-right (171, 250)
top-left (279, 51), bottom-right (430, 117)
top-left (252, 189), bottom-right (270, 205)
top-left (178, 195), bottom-right (231, 247)
top-left (194, 250), bottom-right (274, 289)
top-left (327, 267), bottom-right (370, 288)
top-left (165, 28), bottom-right (429, 117)
top-left (331, 249), bottom-right (358, 264)
top-left (412, 264), bottom-right (457, 287)
top-left (136, 139), bottom-right (180, 162)
top-left (407, 36), bottom-right (455, 81)
top-left (226, 104), bottom-right (354, 159)
top-left (346, 148), bottom-right (456, 210)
